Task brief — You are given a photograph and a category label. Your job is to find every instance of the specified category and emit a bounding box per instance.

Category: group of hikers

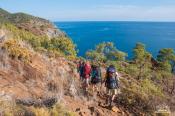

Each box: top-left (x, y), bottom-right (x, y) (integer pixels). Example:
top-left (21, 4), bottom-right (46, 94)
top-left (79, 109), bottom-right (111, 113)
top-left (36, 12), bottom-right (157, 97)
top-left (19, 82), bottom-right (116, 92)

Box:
top-left (77, 60), bottom-right (120, 107)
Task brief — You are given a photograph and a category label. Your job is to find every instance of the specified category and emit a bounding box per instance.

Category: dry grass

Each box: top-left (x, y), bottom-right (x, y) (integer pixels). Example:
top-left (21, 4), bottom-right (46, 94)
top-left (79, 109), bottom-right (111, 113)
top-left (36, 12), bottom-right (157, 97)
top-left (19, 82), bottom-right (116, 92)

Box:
top-left (0, 96), bottom-right (76, 116)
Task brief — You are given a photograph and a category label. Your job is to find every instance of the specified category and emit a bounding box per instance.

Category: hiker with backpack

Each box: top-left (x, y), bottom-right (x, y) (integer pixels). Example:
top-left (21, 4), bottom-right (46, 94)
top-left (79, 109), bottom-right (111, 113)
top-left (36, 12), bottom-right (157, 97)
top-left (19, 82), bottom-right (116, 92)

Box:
top-left (83, 60), bottom-right (92, 91)
top-left (104, 65), bottom-right (120, 107)
top-left (91, 64), bottom-right (102, 93)
top-left (77, 60), bottom-right (85, 81)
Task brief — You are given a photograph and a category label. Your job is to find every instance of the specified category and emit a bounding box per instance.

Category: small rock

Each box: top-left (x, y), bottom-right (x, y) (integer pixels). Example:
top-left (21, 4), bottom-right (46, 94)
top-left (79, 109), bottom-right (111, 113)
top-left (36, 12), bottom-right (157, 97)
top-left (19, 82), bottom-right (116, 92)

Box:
top-left (111, 106), bottom-right (120, 112)
top-left (79, 112), bottom-right (82, 116)
top-left (79, 112), bottom-right (84, 116)
top-left (88, 106), bottom-right (95, 112)
top-left (75, 108), bottom-right (80, 112)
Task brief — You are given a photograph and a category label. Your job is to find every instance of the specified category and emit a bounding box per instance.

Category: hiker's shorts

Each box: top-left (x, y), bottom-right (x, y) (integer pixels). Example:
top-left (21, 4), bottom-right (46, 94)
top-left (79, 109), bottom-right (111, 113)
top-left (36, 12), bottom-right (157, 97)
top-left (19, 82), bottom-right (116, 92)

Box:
top-left (106, 88), bottom-right (119, 96)
top-left (83, 78), bottom-right (90, 86)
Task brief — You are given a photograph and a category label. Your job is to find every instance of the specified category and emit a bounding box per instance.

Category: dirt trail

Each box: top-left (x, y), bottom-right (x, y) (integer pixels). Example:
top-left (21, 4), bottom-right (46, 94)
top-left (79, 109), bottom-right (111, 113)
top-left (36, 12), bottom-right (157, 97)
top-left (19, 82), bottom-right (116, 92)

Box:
top-left (63, 82), bottom-right (129, 116)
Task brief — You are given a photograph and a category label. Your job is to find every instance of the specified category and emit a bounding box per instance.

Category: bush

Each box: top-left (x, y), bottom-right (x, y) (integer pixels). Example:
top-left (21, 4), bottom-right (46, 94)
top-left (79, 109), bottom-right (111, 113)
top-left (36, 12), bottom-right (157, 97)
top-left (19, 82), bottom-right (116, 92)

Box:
top-left (2, 23), bottom-right (77, 59)
top-left (2, 39), bottom-right (31, 63)
top-left (31, 103), bottom-right (76, 116)
top-left (50, 37), bottom-right (77, 58)
top-left (32, 107), bottom-right (50, 116)
top-left (86, 42), bottom-right (127, 62)
top-left (0, 96), bottom-right (26, 116)
top-left (0, 97), bottom-right (75, 116)
top-left (50, 104), bottom-right (76, 116)
top-left (118, 78), bottom-right (165, 114)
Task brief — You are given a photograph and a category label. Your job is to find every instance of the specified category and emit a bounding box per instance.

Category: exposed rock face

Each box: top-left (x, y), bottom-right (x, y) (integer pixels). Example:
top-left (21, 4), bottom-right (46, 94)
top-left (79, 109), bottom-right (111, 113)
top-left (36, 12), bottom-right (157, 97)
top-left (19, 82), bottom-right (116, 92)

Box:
top-left (0, 29), bottom-right (5, 41)
top-left (15, 19), bottom-right (66, 38)
top-left (0, 29), bottom-right (8, 43)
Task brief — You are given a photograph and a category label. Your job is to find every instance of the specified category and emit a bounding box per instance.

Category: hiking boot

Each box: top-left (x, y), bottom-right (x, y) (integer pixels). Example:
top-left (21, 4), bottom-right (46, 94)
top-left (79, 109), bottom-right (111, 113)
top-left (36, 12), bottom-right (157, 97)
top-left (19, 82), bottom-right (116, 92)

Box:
top-left (109, 100), bottom-right (115, 109)
top-left (105, 98), bottom-right (110, 106)
top-left (105, 99), bottom-right (108, 105)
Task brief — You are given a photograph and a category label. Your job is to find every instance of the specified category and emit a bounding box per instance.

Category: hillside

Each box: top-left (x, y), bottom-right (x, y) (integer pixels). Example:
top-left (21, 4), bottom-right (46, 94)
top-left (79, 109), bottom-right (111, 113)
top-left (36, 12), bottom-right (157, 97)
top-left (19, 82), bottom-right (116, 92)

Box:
top-left (0, 8), bottom-right (65, 38)
top-left (0, 8), bottom-right (126, 116)
top-left (0, 27), bottom-right (127, 116)
top-left (0, 8), bottom-right (175, 116)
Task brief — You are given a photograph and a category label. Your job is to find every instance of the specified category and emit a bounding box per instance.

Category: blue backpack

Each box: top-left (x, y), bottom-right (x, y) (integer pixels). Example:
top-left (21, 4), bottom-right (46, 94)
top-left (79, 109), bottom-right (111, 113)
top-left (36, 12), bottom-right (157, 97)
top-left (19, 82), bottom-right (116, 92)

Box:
top-left (91, 68), bottom-right (101, 83)
top-left (105, 66), bottom-right (119, 89)
top-left (106, 76), bottom-right (118, 89)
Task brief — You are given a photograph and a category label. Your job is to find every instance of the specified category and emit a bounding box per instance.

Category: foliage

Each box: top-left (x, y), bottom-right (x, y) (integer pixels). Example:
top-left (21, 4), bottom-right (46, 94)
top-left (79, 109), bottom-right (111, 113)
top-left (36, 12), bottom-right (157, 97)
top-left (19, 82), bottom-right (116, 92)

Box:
top-left (10, 13), bottom-right (38, 23)
top-left (86, 50), bottom-right (105, 62)
top-left (118, 78), bottom-right (165, 114)
top-left (31, 104), bottom-right (76, 116)
top-left (1, 23), bottom-right (77, 59)
top-left (157, 48), bottom-right (175, 73)
top-left (0, 8), bottom-right (47, 24)
top-left (50, 104), bottom-right (76, 116)
top-left (0, 99), bottom-right (75, 116)
top-left (86, 42), bottom-right (127, 62)
top-left (32, 107), bottom-right (50, 116)
top-left (157, 48), bottom-right (175, 62)
top-left (50, 37), bottom-right (77, 57)
top-left (132, 43), bottom-right (152, 80)
top-left (85, 41), bottom-right (175, 114)
top-left (0, 97), bottom-right (26, 116)
top-left (125, 64), bottom-right (140, 77)
top-left (2, 39), bottom-right (31, 63)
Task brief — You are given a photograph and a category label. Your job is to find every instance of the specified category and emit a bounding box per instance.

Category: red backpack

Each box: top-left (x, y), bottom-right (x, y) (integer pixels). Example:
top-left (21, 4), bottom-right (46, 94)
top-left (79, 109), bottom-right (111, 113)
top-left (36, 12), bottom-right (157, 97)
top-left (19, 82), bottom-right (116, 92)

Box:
top-left (83, 63), bottom-right (91, 78)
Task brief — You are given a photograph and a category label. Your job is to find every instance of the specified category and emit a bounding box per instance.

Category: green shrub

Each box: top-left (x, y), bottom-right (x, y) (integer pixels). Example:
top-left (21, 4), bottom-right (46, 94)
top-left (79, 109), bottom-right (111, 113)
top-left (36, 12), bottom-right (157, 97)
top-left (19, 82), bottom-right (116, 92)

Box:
top-left (50, 37), bottom-right (77, 57)
top-left (1, 23), bottom-right (77, 59)
top-left (118, 78), bottom-right (165, 114)
top-left (86, 42), bottom-right (127, 62)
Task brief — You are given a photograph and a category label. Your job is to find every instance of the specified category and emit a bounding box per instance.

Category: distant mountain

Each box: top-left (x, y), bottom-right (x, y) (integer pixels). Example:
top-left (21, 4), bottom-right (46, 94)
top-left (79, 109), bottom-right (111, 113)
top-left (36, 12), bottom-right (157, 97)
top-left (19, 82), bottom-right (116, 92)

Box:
top-left (0, 8), bottom-right (65, 38)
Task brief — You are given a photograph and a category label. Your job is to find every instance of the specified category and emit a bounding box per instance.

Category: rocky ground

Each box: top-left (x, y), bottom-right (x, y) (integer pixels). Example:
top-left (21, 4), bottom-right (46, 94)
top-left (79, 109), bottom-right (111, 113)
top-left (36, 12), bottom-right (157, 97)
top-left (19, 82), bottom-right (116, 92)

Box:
top-left (0, 37), bottom-right (129, 115)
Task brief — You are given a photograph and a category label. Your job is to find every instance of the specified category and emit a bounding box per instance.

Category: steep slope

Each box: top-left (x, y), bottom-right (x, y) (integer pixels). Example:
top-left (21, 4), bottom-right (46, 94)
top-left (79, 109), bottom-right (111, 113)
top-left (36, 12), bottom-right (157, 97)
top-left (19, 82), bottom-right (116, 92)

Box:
top-left (0, 26), bottom-right (129, 115)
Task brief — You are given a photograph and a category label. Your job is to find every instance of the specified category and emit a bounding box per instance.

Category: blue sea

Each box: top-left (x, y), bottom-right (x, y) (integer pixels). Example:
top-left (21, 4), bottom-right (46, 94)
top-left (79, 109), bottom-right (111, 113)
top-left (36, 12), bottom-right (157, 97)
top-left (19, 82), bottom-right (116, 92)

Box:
top-left (55, 21), bottom-right (175, 58)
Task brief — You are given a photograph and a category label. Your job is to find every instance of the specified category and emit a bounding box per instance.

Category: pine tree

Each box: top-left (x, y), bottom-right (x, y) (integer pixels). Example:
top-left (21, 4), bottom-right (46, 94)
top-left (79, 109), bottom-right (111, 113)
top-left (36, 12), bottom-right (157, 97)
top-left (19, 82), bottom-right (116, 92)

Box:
top-left (133, 43), bottom-right (152, 80)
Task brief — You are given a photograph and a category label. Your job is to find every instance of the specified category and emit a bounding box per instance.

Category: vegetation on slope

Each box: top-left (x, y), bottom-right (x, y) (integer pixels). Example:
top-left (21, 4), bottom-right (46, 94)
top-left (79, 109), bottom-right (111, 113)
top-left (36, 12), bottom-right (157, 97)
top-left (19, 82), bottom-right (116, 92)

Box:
top-left (0, 23), bottom-right (77, 60)
top-left (0, 97), bottom-right (75, 116)
top-left (1, 7), bottom-right (175, 115)
top-left (0, 8), bottom-right (65, 38)
top-left (86, 42), bottom-right (175, 115)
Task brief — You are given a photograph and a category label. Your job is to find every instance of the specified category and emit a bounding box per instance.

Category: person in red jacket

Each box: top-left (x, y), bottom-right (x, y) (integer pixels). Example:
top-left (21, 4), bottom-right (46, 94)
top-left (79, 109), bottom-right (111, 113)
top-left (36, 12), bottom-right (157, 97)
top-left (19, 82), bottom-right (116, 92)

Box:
top-left (83, 60), bottom-right (91, 91)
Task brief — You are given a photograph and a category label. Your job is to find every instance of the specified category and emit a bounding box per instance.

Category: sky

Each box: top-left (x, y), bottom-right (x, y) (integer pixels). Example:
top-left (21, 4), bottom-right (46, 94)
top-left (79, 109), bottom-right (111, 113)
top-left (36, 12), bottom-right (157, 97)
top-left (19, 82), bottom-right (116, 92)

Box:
top-left (0, 0), bottom-right (175, 21)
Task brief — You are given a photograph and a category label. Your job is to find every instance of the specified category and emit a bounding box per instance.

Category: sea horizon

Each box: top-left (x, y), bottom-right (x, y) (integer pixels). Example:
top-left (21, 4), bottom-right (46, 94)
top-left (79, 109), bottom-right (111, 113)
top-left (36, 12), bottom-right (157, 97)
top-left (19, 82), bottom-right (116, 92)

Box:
top-left (54, 21), bottom-right (175, 59)
top-left (54, 20), bottom-right (175, 23)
